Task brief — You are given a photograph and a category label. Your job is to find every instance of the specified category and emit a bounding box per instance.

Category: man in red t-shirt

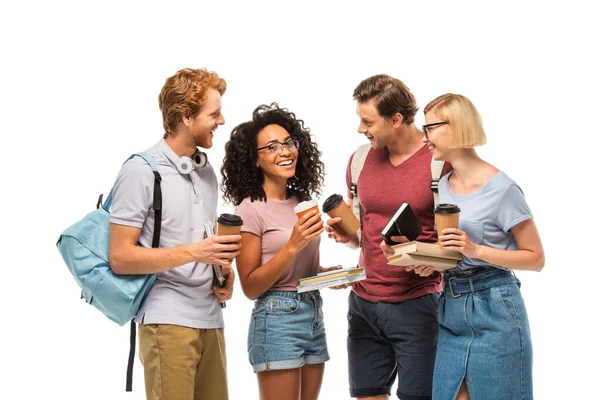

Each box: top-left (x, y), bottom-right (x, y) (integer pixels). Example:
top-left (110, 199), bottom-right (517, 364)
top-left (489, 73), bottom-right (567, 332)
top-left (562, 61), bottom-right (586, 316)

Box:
top-left (326, 74), bottom-right (451, 400)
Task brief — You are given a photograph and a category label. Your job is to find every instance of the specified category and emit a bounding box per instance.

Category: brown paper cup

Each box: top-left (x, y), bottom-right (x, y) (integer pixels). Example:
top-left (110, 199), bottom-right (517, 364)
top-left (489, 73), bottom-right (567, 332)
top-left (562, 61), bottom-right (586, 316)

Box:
top-left (217, 223), bottom-right (242, 236)
top-left (216, 214), bottom-right (243, 236)
top-left (322, 194), bottom-right (360, 235)
top-left (434, 204), bottom-right (461, 249)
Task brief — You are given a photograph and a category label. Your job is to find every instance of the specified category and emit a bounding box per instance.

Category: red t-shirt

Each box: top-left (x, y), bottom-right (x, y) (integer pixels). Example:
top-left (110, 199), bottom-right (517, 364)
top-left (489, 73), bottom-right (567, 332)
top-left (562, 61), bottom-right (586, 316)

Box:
top-left (346, 144), bottom-right (452, 303)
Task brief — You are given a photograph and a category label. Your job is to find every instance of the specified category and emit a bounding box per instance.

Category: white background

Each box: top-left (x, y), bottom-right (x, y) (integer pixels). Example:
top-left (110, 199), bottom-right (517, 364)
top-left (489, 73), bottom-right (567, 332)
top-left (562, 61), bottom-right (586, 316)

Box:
top-left (1, 1), bottom-right (598, 399)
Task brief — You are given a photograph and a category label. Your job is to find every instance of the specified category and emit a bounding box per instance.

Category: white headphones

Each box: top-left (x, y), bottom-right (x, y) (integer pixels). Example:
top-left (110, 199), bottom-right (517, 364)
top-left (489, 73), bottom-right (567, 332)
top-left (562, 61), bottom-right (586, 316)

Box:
top-left (175, 149), bottom-right (208, 174)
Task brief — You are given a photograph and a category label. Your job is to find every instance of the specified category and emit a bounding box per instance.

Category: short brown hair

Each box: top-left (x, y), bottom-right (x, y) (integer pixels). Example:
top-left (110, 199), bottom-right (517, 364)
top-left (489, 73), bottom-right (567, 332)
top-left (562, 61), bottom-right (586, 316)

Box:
top-left (424, 93), bottom-right (486, 148)
top-left (158, 68), bottom-right (226, 134)
top-left (353, 74), bottom-right (418, 125)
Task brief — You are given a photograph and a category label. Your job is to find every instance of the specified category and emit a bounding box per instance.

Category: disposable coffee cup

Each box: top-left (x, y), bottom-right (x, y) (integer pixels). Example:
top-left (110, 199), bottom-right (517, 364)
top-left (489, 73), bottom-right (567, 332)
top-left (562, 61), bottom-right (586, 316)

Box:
top-left (216, 213), bottom-right (244, 236)
top-left (434, 204), bottom-right (461, 248)
top-left (214, 214), bottom-right (242, 309)
top-left (294, 199), bottom-right (320, 219)
top-left (322, 194), bottom-right (360, 235)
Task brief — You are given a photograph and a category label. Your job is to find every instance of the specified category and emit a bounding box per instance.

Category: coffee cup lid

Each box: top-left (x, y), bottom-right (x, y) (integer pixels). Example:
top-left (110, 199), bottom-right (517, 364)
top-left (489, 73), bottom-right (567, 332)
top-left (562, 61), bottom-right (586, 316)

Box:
top-left (217, 213), bottom-right (243, 226)
top-left (294, 199), bottom-right (318, 214)
top-left (434, 203), bottom-right (461, 214)
top-left (322, 194), bottom-right (344, 213)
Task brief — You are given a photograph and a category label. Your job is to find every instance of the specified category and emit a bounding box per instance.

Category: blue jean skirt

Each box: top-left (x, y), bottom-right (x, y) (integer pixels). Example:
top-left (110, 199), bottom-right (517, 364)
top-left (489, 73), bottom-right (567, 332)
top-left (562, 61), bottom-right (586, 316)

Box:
top-left (433, 268), bottom-right (533, 400)
top-left (247, 290), bottom-right (330, 373)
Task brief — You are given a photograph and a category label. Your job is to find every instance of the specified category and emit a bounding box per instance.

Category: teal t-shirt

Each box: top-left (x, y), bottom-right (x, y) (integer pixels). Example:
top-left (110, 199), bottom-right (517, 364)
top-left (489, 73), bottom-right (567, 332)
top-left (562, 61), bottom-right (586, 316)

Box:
top-left (438, 171), bottom-right (532, 273)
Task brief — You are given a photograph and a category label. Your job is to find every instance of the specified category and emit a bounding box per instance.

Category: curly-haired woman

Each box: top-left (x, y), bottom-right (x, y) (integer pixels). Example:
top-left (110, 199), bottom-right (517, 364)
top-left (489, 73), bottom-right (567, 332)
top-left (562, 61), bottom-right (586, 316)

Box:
top-left (221, 103), bottom-right (337, 400)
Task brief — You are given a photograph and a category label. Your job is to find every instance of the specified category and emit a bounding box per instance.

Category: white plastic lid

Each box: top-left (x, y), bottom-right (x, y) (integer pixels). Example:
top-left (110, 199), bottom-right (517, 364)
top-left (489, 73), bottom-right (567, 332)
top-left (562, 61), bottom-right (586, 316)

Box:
top-left (293, 199), bottom-right (318, 214)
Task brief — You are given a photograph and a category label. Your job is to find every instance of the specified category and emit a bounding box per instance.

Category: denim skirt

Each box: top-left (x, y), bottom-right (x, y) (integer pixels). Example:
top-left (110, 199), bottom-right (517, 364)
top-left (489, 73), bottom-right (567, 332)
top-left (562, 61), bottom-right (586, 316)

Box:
top-left (433, 268), bottom-right (533, 400)
top-left (247, 290), bottom-right (330, 373)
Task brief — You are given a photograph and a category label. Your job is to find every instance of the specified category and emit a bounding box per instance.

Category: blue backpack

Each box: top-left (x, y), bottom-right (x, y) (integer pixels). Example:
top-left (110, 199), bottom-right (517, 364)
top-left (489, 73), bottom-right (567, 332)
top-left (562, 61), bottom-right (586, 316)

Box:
top-left (56, 152), bottom-right (162, 391)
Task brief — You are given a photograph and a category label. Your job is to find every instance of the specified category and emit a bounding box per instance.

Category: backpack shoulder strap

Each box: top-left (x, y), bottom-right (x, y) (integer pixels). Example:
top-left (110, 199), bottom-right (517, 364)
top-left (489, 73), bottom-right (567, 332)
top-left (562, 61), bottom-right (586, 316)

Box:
top-left (134, 151), bottom-right (158, 171)
top-left (350, 144), bottom-right (371, 198)
top-left (101, 152), bottom-right (159, 209)
top-left (430, 159), bottom-right (445, 210)
top-left (100, 152), bottom-right (163, 393)
top-left (350, 144), bottom-right (371, 247)
top-left (430, 159), bottom-right (445, 230)
top-left (102, 152), bottom-right (162, 248)
top-left (134, 152), bottom-right (162, 248)
top-left (125, 152), bottom-right (163, 392)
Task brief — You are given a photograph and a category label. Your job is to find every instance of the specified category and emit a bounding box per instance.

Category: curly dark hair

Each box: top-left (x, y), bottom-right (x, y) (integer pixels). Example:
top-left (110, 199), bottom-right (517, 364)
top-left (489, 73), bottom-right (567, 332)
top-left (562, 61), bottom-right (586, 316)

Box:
top-left (221, 103), bottom-right (325, 206)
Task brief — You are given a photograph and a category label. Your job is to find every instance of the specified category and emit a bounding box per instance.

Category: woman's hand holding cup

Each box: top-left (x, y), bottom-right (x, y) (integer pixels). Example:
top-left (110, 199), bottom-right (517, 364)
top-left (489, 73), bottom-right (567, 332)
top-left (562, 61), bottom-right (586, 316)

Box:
top-left (286, 209), bottom-right (324, 253)
top-left (439, 228), bottom-right (480, 258)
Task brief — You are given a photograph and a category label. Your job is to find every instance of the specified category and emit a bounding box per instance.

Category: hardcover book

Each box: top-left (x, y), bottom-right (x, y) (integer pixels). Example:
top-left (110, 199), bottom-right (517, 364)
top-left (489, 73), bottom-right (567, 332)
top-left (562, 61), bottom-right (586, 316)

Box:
top-left (380, 203), bottom-right (422, 245)
top-left (388, 241), bottom-right (463, 260)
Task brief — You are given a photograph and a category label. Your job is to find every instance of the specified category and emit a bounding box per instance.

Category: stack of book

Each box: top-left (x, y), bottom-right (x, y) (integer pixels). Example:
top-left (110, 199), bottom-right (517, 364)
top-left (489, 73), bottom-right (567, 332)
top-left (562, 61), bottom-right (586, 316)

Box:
top-left (297, 267), bottom-right (366, 293)
top-left (386, 241), bottom-right (463, 271)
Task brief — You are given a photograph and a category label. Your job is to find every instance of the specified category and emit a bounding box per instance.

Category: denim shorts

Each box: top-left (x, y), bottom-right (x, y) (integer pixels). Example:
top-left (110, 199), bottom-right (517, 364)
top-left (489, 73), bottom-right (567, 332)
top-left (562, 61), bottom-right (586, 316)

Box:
top-left (247, 290), bottom-right (330, 373)
top-left (347, 291), bottom-right (440, 400)
top-left (434, 268), bottom-right (533, 400)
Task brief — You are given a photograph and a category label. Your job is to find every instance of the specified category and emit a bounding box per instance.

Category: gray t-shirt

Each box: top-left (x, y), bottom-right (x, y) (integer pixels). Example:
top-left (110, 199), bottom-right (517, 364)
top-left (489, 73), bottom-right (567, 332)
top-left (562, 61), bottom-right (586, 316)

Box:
top-left (110, 139), bottom-right (223, 328)
top-left (235, 197), bottom-right (321, 291)
top-left (438, 171), bottom-right (532, 273)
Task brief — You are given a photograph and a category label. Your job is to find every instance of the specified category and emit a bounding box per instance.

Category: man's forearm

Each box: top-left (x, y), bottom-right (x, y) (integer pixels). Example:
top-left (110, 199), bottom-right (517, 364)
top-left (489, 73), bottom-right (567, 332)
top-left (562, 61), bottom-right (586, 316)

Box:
top-left (109, 244), bottom-right (195, 275)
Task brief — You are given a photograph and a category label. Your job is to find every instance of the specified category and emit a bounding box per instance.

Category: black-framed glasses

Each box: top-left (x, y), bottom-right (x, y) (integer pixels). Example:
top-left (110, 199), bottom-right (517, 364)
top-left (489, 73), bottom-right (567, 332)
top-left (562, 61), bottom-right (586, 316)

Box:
top-left (257, 139), bottom-right (300, 155)
top-left (422, 122), bottom-right (449, 140)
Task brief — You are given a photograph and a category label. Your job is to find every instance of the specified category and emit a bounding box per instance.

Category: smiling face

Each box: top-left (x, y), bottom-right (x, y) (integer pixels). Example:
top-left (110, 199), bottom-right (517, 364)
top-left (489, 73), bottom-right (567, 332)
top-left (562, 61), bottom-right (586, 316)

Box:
top-left (423, 109), bottom-right (452, 161)
top-left (186, 88), bottom-right (225, 149)
top-left (356, 100), bottom-right (396, 149)
top-left (256, 124), bottom-right (298, 185)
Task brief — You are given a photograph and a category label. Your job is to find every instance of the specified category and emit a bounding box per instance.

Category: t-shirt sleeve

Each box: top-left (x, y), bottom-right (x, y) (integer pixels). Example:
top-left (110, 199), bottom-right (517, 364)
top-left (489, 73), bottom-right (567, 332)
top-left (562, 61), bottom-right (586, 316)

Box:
top-left (235, 201), bottom-right (262, 236)
top-left (345, 153), bottom-right (355, 199)
top-left (110, 160), bottom-right (154, 228)
top-left (495, 183), bottom-right (533, 233)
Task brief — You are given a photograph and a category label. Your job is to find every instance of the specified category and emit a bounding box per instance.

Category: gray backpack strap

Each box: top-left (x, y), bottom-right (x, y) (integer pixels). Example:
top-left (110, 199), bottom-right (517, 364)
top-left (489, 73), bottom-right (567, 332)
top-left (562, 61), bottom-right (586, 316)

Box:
top-left (350, 144), bottom-right (371, 247)
top-left (430, 159), bottom-right (445, 228)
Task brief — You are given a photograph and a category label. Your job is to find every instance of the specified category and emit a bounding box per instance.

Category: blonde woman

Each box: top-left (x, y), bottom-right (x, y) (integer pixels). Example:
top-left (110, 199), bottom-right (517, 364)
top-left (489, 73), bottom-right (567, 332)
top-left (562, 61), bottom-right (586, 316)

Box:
top-left (392, 94), bottom-right (545, 400)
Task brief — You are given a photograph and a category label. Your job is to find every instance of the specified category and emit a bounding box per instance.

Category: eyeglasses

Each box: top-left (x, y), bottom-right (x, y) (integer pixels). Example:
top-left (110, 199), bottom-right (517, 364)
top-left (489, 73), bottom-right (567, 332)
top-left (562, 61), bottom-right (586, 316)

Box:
top-left (257, 139), bottom-right (300, 155)
top-left (422, 122), bottom-right (449, 140)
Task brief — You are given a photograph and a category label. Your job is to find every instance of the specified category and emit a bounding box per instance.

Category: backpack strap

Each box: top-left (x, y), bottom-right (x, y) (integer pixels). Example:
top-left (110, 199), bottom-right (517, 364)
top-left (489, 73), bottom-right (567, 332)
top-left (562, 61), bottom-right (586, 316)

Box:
top-left (126, 152), bottom-right (162, 392)
top-left (101, 152), bottom-right (162, 250)
top-left (430, 159), bottom-right (445, 229)
top-left (126, 319), bottom-right (137, 392)
top-left (134, 152), bottom-right (162, 249)
top-left (101, 152), bottom-right (162, 392)
top-left (350, 146), bottom-right (446, 245)
top-left (350, 144), bottom-right (371, 247)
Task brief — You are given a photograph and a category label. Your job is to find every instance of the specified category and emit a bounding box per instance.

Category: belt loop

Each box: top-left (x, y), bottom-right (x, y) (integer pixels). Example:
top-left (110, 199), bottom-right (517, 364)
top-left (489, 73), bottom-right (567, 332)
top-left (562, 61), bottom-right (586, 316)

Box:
top-left (468, 278), bottom-right (475, 293)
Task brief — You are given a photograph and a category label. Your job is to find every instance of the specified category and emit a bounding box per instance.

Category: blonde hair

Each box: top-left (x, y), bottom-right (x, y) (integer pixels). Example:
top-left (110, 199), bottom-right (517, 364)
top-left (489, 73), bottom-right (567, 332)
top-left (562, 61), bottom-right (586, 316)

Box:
top-left (159, 68), bottom-right (227, 135)
top-left (423, 93), bottom-right (486, 148)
